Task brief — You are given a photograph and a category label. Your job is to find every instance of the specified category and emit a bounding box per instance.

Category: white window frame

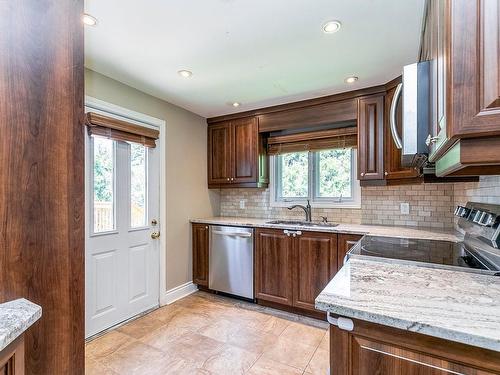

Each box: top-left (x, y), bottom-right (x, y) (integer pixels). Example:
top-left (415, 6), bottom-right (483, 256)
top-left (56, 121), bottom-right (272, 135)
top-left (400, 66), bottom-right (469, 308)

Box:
top-left (270, 148), bottom-right (361, 209)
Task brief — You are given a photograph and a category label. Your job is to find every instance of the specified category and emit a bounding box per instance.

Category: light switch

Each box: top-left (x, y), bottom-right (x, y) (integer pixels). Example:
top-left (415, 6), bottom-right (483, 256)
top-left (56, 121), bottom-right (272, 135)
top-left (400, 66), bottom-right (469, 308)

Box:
top-left (400, 203), bottom-right (410, 215)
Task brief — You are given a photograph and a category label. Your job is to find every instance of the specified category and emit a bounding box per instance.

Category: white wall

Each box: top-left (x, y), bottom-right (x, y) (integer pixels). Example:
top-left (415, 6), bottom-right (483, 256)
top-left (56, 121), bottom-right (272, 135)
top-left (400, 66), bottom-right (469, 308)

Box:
top-left (85, 68), bottom-right (219, 291)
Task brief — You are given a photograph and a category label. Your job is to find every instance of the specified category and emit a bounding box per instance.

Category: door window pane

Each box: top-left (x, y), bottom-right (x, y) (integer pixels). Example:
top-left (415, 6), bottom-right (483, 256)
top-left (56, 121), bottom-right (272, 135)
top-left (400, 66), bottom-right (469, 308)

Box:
top-left (278, 152), bottom-right (309, 198)
top-left (316, 148), bottom-right (352, 198)
top-left (130, 143), bottom-right (147, 228)
top-left (93, 137), bottom-right (115, 233)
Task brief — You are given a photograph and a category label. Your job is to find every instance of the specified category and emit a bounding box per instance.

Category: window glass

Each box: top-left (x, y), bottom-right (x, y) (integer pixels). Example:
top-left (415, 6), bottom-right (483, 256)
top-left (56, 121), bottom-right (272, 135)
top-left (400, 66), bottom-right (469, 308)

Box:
top-left (130, 143), bottom-right (147, 228)
top-left (316, 148), bottom-right (352, 199)
top-left (93, 137), bottom-right (115, 233)
top-left (278, 152), bottom-right (309, 198)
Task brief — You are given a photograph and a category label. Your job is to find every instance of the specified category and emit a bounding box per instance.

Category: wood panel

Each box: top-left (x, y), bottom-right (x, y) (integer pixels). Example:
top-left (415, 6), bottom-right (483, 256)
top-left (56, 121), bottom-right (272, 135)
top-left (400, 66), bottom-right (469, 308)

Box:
top-left (255, 228), bottom-right (294, 306)
top-left (337, 234), bottom-right (363, 270)
top-left (207, 122), bottom-right (232, 184)
top-left (293, 232), bottom-right (337, 311)
top-left (232, 117), bottom-right (258, 183)
top-left (0, 337), bottom-right (24, 375)
top-left (358, 95), bottom-right (385, 180)
top-left (258, 99), bottom-right (357, 132)
top-left (0, 1), bottom-right (84, 374)
top-left (330, 318), bottom-right (500, 375)
top-left (192, 224), bottom-right (209, 287)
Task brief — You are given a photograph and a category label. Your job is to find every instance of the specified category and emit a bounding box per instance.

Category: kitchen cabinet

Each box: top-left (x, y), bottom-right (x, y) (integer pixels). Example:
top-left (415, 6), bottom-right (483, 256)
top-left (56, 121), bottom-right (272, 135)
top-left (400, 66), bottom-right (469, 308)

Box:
top-left (422, 0), bottom-right (500, 176)
top-left (330, 318), bottom-right (500, 375)
top-left (337, 234), bottom-right (363, 270)
top-left (192, 223), bottom-right (209, 287)
top-left (207, 117), bottom-right (268, 188)
top-left (357, 94), bottom-right (385, 181)
top-left (255, 228), bottom-right (337, 313)
top-left (0, 337), bottom-right (24, 375)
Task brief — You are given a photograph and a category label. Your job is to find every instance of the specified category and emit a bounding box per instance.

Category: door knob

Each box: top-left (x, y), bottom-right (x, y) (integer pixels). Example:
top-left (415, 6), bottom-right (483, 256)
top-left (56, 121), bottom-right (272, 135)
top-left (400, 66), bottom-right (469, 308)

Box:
top-left (151, 231), bottom-right (160, 239)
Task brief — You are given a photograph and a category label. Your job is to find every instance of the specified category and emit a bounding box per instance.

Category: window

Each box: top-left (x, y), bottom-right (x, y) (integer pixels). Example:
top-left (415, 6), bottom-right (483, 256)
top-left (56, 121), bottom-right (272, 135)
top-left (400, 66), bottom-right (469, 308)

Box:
top-left (271, 148), bottom-right (360, 208)
top-left (130, 143), bottom-right (148, 228)
top-left (92, 137), bottom-right (116, 233)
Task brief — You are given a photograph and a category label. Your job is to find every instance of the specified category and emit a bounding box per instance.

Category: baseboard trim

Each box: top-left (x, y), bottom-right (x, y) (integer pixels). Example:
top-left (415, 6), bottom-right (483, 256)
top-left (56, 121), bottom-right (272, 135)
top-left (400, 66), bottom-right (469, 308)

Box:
top-left (161, 281), bottom-right (198, 305)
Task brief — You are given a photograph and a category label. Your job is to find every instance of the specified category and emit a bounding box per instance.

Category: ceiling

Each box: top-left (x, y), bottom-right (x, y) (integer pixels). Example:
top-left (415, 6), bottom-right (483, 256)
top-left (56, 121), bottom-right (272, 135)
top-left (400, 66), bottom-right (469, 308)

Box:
top-left (84, 0), bottom-right (425, 118)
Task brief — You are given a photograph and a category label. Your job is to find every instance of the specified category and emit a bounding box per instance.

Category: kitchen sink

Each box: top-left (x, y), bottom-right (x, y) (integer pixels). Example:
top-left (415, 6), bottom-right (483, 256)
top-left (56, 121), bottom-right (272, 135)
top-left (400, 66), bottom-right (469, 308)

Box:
top-left (266, 220), bottom-right (339, 228)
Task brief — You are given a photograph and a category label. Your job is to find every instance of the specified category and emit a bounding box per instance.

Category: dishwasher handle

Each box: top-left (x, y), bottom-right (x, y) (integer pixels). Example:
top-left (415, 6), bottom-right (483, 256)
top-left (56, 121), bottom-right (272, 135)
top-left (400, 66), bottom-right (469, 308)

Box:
top-left (212, 230), bottom-right (252, 238)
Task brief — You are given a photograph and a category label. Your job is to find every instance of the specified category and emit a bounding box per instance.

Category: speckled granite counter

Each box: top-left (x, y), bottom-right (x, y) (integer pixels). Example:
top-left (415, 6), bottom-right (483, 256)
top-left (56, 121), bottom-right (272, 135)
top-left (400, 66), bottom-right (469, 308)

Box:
top-left (0, 299), bottom-right (42, 351)
top-left (190, 217), bottom-right (461, 242)
top-left (315, 258), bottom-right (500, 351)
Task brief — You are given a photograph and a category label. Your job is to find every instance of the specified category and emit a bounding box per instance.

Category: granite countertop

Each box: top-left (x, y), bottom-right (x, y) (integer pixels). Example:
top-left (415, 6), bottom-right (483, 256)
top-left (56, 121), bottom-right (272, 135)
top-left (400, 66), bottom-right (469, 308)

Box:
top-left (190, 217), bottom-right (461, 242)
top-left (0, 299), bottom-right (42, 352)
top-left (315, 258), bottom-right (500, 351)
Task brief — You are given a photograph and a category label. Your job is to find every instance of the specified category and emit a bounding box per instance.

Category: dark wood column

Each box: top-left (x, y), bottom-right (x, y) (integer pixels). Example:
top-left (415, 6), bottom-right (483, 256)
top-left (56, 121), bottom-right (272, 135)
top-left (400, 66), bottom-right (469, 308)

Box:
top-left (0, 1), bottom-right (85, 374)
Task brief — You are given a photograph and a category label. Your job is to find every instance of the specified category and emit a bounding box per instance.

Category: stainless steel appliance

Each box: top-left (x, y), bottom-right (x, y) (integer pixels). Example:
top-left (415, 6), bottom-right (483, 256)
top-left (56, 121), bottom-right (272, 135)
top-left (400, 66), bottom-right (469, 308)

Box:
top-left (390, 61), bottom-right (430, 168)
top-left (347, 202), bottom-right (500, 274)
top-left (209, 225), bottom-right (254, 299)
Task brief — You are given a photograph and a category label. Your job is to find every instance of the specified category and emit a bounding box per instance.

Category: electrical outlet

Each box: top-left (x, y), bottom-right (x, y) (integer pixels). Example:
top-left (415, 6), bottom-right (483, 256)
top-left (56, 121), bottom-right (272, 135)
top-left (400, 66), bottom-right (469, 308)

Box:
top-left (239, 200), bottom-right (245, 209)
top-left (400, 203), bottom-right (410, 215)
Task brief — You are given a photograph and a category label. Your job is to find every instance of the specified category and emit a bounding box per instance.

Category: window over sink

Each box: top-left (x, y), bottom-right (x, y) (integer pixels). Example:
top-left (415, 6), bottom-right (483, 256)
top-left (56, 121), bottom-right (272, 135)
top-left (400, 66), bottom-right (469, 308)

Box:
top-left (270, 148), bottom-right (361, 208)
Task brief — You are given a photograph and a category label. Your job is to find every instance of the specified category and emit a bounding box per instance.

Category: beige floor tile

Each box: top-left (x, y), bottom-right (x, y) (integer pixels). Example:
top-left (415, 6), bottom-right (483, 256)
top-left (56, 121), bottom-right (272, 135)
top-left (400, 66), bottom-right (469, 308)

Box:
top-left (165, 308), bottom-right (214, 330)
top-left (117, 314), bottom-right (166, 339)
top-left (172, 332), bottom-right (226, 367)
top-left (146, 303), bottom-right (187, 323)
top-left (85, 357), bottom-right (118, 375)
top-left (139, 323), bottom-right (195, 351)
top-left (99, 340), bottom-right (165, 374)
top-left (202, 344), bottom-right (260, 374)
top-left (305, 348), bottom-right (330, 375)
top-left (198, 318), bottom-right (245, 343)
top-left (319, 330), bottom-right (329, 351)
top-left (245, 315), bottom-right (291, 336)
top-left (85, 330), bottom-right (134, 360)
top-left (280, 321), bottom-right (326, 348)
top-left (247, 357), bottom-right (303, 375)
top-left (227, 325), bottom-right (278, 354)
top-left (261, 336), bottom-right (317, 370)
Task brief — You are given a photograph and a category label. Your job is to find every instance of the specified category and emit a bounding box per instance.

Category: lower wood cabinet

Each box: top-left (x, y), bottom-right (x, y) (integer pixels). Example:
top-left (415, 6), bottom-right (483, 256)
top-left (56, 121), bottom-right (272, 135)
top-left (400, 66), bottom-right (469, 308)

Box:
top-left (255, 228), bottom-right (338, 312)
top-left (331, 318), bottom-right (500, 375)
top-left (192, 223), bottom-right (209, 287)
top-left (337, 234), bottom-right (363, 270)
top-left (0, 336), bottom-right (24, 375)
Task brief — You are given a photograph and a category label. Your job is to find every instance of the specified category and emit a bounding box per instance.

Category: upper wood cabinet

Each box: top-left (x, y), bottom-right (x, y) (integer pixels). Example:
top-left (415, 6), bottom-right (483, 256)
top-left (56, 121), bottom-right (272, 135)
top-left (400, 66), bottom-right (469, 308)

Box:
top-left (192, 223), bottom-right (209, 287)
top-left (255, 228), bottom-right (338, 313)
top-left (358, 94), bottom-right (385, 181)
top-left (422, 0), bottom-right (500, 176)
top-left (207, 117), bottom-right (268, 188)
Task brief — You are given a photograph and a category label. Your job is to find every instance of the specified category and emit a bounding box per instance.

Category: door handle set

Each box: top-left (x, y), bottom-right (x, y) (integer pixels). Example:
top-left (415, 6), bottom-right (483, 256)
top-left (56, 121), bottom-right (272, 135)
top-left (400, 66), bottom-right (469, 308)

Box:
top-left (283, 230), bottom-right (302, 237)
top-left (151, 231), bottom-right (160, 239)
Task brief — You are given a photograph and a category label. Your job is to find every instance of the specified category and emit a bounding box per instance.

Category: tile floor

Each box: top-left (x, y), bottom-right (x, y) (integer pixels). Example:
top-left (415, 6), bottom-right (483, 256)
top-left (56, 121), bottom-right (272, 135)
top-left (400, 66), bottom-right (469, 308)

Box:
top-left (85, 292), bottom-right (330, 374)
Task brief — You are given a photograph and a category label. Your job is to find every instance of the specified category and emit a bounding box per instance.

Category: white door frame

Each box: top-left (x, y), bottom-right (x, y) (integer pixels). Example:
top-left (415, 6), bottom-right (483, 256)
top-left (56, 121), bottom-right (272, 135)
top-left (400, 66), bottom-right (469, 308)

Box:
top-left (84, 96), bottom-right (168, 306)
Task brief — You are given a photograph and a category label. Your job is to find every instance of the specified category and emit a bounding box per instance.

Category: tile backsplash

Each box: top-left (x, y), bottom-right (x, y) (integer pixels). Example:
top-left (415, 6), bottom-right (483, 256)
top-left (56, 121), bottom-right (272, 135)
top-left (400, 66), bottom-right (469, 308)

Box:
top-left (219, 183), bottom-right (456, 229)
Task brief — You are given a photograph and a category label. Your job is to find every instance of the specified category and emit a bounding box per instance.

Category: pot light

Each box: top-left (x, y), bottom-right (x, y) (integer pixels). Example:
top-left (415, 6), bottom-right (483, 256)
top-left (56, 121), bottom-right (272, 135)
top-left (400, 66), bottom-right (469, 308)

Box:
top-left (82, 14), bottom-right (98, 26)
top-left (345, 76), bottom-right (358, 84)
top-left (177, 70), bottom-right (193, 78)
top-left (322, 20), bottom-right (341, 34)
top-left (232, 102), bottom-right (241, 108)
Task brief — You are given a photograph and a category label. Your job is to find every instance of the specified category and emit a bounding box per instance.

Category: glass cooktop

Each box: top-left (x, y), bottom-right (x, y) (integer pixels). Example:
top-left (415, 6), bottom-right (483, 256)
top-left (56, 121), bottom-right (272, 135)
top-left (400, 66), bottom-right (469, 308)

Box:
top-left (348, 235), bottom-right (490, 271)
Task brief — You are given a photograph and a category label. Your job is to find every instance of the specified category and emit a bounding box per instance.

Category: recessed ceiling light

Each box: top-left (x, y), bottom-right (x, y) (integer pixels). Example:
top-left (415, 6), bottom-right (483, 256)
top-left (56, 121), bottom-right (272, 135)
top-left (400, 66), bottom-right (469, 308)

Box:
top-left (82, 14), bottom-right (98, 26)
top-left (345, 76), bottom-right (358, 84)
top-left (322, 20), bottom-right (341, 34)
top-left (232, 102), bottom-right (241, 108)
top-left (178, 70), bottom-right (193, 78)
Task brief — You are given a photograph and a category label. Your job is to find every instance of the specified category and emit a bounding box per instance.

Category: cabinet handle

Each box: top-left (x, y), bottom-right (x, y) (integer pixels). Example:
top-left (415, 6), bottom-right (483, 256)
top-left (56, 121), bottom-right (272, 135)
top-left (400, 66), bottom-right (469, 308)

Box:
top-left (425, 134), bottom-right (439, 146)
top-left (226, 178), bottom-right (230, 181)
top-left (384, 171), bottom-right (388, 176)
top-left (389, 83), bottom-right (403, 149)
top-left (205, 226), bottom-right (208, 229)
top-left (360, 172), bottom-right (365, 177)
top-left (231, 177), bottom-right (234, 181)
top-left (327, 312), bottom-right (354, 331)
top-left (284, 230), bottom-right (302, 237)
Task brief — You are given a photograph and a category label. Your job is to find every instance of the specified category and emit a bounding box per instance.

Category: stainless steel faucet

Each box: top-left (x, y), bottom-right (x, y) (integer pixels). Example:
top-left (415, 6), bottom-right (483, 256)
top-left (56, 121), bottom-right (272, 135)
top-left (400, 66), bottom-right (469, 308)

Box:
top-left (287, 200), bottom-right (312, 222)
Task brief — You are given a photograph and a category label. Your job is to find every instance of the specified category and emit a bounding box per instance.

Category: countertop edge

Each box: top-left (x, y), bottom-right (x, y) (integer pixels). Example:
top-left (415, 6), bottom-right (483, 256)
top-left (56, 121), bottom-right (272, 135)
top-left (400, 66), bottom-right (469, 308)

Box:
top-left (0, 298), bottom-right (42, 352)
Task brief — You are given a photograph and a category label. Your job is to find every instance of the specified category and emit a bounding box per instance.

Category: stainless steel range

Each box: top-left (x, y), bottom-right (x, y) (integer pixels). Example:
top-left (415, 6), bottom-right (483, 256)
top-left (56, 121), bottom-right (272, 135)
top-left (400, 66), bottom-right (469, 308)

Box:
top-left (347, 202), bottom-right (500, 274)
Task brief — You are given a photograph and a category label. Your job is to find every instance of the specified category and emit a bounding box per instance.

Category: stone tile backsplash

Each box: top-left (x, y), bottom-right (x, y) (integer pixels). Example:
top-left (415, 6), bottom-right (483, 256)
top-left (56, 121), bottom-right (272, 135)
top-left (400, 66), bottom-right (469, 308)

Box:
top-left (219, 183), bottom-right (457, 228)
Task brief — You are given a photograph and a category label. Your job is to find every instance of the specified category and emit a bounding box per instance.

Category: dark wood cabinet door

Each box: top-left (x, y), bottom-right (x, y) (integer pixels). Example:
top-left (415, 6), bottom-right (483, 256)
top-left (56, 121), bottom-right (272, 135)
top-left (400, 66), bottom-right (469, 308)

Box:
top-left (255, 228), bottom-right (294, 306)
top-left (351, 336), bottom-right (496, 375)
top-left (358, 95), bottom-right (385, 180)
top-left (232, 117), bottom-right (258, 183)
top-left (208, 122), bottom-right (232, 185)
top-left (192, 223), bottom-right (209, 286)
top-left (293, 232), bottom-right (337, 311)
top-left (384, 83), bottom-right (421, 180)
top-left (337, 234), bottom-right (362, 270)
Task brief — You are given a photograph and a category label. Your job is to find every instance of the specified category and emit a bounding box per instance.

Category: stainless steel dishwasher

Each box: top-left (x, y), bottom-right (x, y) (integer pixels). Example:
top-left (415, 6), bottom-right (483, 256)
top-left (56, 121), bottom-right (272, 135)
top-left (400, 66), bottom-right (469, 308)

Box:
top-left (209, 225), bottom-right (254, 299)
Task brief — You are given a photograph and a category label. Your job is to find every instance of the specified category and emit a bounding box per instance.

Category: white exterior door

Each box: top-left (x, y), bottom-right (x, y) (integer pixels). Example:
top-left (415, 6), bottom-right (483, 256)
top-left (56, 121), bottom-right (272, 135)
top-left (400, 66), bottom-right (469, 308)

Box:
top-left (85, 126), bottom-right (160, 338)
